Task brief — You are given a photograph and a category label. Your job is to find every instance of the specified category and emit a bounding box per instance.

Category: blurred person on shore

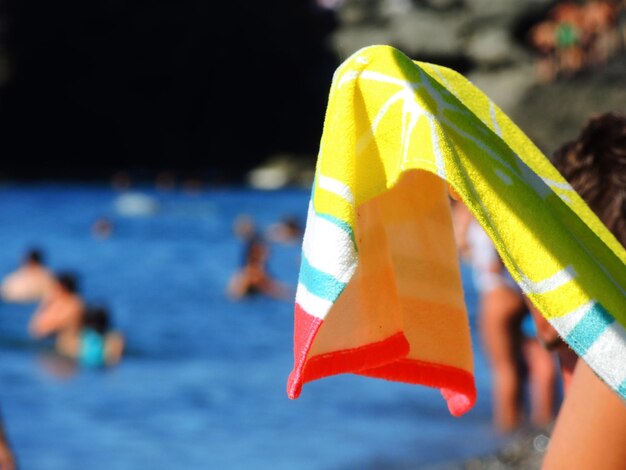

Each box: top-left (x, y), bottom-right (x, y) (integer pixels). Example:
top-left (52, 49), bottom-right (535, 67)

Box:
top-left (619, 0), bottom-right (626, 51)
top-left (529, 0), bottom-right (622, 81)
top-left (453, 203), bottom-right (557, 432)
top-left (526, 112), bottom-right (626, 468)
top-left (1, 248), bottom-right (54, 303)
top-left (529, 20), bottom-right (558, 83)
top-left (28, 273), bottom-right (84, 358)
top-left (552, 1), bottom-right (585, 76)
top-left (581, 0), bottom-right (619, 67)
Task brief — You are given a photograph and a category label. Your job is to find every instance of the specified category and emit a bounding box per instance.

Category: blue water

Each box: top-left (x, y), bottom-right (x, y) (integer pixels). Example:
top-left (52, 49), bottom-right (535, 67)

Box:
top-left (0, 185), bottom-right (505, 469)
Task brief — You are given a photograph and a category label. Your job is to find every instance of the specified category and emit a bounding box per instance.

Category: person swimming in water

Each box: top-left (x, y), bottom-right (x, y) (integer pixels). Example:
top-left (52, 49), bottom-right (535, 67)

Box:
top-left (266, 215), bottom-right (303, 244)
top-left (0, 412), bottom-right (14, 470)
top-left (228, 235), bottom-right (291, 300)
top-left (76, 306), bottom-right (125, 368)
top-left (28, 273), bottom-right (84, 357)
top-left (1, 249), bottom-right (54, 303)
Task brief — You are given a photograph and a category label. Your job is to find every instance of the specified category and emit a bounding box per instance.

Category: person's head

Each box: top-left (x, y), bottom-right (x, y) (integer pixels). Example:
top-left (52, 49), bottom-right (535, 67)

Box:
top-left (83, 306), bottom-right (110, 335)
top-left (282, 216), bottom-right (302, 237)
top-left (552, 112), bottom-right (626, 247)
top-left (92, 218), bottom-right (113, 239)
top-left (24, 249), bottom-right (44, 266)
top-left (234, 214), bottom-right (257, 241)
top-left (54, 273), bottom-right (79, 294)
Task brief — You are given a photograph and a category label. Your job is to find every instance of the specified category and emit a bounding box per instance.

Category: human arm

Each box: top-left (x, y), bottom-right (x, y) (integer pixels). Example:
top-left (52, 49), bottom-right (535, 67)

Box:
top-left (105, 332), bottom-right (125, 365)
top-left (29, 298), bottom-right (83, 338)
top-left (543, 360), bottom-right (626, 470)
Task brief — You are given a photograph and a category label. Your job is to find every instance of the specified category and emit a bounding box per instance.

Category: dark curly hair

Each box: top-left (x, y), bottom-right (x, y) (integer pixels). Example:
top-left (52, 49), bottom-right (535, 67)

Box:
top-left (552, 112), bottom-right (626, 247)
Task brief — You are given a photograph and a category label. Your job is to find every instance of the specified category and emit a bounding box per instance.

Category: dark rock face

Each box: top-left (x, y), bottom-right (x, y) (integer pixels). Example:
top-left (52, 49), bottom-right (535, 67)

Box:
top-left (331, 0), bottom-right (626, 155)
top-left (513, 55), bottom-right (626, 155)
top-left (0, 1), bottom-right (338, 181)
top-left (332, 0), bottom-right (553, 70)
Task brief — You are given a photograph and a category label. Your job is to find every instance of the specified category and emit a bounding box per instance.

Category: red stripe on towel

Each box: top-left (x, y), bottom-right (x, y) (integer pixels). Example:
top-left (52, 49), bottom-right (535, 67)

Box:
top-left (302, 332), bottom-right (410, 384)
top-left (359, 360), bottom-right (476, 416)
top-left (287, 305), bottom-right (476, 416)
top-left (287, 303), bottom-right (323, 399)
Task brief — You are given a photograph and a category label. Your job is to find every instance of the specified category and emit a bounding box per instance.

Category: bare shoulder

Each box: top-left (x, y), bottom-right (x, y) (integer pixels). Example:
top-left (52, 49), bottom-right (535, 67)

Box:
top-left (543, 361), bottom-right (626, 469)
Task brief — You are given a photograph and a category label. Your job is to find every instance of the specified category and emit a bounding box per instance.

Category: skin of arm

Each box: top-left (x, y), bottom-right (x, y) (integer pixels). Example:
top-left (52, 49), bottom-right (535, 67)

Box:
top-left (105, 332), bottom-right (125, 365)
top-left (29, 298), bottom-right (83, 339)
top-left (542, 360), bottom-right (626, 470)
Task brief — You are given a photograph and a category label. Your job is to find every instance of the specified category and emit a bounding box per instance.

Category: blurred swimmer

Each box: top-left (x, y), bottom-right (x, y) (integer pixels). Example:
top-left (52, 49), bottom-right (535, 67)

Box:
top-left (267, 215), bottom-right (303, 244)
top-left (75, 306), bottom-right (125, 367)
top-left (1, 249), bottom-right (54, 303)
top-left (0, 413), bottom-right (15, 470)
top-left (228, 236), bottom-right (291, 300)
top-left (28, 273), bottom-right (84, 357)
top-left (35, 306), bottom-right (125, 376)
top-left (233, 214), bottom-right (257, 241)
top-left (91, 218), bottom-right (114, 239)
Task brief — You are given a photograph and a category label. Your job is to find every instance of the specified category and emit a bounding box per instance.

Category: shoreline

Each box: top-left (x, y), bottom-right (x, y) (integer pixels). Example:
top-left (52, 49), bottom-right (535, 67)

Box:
top-left (427, 427), bottom-right (551, 470)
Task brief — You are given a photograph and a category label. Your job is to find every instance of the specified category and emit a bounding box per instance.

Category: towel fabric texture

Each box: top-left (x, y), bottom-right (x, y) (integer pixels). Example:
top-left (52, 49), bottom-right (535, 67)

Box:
top-left (287, 45), bottom-right (626, 416)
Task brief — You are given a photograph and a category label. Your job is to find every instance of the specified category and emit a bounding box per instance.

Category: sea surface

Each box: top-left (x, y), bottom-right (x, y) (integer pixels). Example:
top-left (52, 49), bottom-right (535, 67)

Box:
top-left (0, 185), bottom-right (506, 469)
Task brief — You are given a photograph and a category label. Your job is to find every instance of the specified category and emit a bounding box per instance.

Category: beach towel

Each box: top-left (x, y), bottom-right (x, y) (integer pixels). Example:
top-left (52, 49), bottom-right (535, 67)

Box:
top-left (287, 45), bottom-right (626, 416)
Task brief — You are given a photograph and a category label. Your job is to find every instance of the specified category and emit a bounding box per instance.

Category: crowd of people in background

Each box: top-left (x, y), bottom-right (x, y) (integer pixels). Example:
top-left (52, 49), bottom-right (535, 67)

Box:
top-left (0, 249), bottom-right (124, 370)
top-left (529, 0), bottom-right (626, 82)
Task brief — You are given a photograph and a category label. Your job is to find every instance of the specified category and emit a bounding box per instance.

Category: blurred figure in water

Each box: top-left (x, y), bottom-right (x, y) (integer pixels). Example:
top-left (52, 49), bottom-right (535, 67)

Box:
top-left (1, 249), bottom-right (54, 303)
top-left (35, 305), bottom-right (125, 377)
top-left (267, 215), bottom-right (303, 244)
top-left (91, 217), bottom-right (114, 239)
top-left (233, 214), bottom-right (257, 241)
top-left (228, 235), bottom-right (291, 301)
top-left (75, 306), bottom-right (125, 367)
top-left (28, 273), bottom-right (84, 358)
top-left (452, 201), bottom-right (557, 432)
top-left (0, 413), bottom-right (15, 470)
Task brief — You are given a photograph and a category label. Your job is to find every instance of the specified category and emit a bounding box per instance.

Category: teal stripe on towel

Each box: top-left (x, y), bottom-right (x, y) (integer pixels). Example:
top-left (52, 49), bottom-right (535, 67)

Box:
top-left (565, 302), bottom-right (614, 357)
top-left (299, 255), bottom-right (346, 302)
